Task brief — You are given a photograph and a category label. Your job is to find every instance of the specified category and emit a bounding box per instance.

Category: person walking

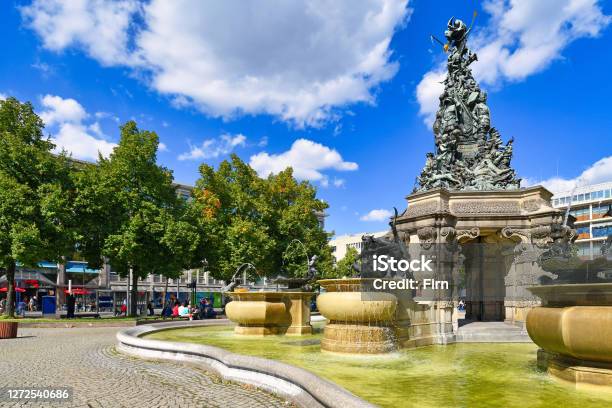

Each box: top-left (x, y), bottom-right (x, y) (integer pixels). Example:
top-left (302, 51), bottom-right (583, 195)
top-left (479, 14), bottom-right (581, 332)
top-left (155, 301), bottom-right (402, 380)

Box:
top-left (147, 301), bottom-right (154, 316)
top-left (66, 293), bottom-right (76, 318)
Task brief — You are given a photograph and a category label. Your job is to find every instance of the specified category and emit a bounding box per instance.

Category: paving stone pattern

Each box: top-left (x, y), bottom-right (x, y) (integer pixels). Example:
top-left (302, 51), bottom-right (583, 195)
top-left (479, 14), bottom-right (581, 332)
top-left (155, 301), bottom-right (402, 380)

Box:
top-left (0, 327), bottom-right (293, 408)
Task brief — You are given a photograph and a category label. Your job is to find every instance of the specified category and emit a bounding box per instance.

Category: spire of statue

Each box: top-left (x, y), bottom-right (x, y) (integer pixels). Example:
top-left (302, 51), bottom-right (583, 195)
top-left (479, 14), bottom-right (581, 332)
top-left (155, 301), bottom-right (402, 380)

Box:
top-left (415, 16), bottom-right (521, 192)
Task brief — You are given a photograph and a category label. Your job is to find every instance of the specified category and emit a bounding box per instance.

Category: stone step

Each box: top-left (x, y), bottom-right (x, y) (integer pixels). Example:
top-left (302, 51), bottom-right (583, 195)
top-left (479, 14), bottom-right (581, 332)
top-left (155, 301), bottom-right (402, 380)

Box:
top-left (455, 332), bottom-right (532, 343)
top-left (455, 321), bottom-right (532, 343)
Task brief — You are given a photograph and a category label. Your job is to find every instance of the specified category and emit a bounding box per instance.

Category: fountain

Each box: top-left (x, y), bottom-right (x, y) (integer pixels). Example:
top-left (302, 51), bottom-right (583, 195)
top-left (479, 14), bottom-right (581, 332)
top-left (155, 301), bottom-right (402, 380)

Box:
top-left (317, 278), bottom-right (398, 353)
top-left (224, 242), bottom-right (317, 336)
top-left (526, 235), bottom-right (612, 390)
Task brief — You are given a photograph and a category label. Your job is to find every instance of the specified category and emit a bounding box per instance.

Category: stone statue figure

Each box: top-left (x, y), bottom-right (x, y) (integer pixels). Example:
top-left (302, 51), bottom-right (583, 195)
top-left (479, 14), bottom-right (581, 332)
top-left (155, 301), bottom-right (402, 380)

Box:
top-left (415, 16), bottom-right (521, 193)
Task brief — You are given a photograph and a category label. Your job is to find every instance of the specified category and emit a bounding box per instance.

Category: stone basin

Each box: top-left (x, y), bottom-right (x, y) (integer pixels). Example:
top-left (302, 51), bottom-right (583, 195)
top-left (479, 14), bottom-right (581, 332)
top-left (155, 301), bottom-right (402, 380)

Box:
top-left (526, 283), bottom-right (612, 390)
top-left (317, 278), bottom-right (399, 354)
top-left (226, 291), bottom-right (314, 336)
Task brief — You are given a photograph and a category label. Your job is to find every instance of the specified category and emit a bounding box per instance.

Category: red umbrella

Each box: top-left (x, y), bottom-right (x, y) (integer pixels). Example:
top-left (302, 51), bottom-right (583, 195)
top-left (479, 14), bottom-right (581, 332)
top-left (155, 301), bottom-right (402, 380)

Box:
top-left (0, 287), bottom-right (26, 293)
top-left (64, 288), bottom-right (91, 295)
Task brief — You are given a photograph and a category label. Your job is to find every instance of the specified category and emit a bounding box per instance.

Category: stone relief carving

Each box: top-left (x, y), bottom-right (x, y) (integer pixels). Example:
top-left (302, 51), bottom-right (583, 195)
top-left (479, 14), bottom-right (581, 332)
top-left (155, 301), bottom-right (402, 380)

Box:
top-left (451, 201), bottom-right (520, 214)
top-left (440, 226), bottom-right (456, 242)
top-left (456, 227), bottom-right (480, 242)
top-left (417, 227), bottom-right (438, 249)
top-left (500, 226), bottom-right (531, 243)
top-left (522, 199), bottom-right (545, 212)
top-left (405, 201), bottom-right (450, 218)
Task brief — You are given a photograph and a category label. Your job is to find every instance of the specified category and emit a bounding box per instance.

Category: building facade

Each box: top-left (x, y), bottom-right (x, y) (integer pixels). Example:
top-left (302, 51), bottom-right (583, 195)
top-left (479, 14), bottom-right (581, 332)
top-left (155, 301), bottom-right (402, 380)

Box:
top-left (329, 231), bottom-right (387, 262)
top-left (552, 181), bottom-right (612, 259)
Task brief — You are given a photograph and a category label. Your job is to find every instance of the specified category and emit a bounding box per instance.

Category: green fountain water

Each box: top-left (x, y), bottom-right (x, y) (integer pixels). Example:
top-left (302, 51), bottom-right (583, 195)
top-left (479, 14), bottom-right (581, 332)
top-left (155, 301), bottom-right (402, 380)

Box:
top-left (146, 324), bottom-right (612, 408)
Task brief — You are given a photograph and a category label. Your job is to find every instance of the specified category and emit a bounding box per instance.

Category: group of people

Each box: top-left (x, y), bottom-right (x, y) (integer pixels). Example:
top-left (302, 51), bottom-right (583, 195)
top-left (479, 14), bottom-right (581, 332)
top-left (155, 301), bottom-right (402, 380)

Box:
top-left (161, 298), bottom-right (216, 320)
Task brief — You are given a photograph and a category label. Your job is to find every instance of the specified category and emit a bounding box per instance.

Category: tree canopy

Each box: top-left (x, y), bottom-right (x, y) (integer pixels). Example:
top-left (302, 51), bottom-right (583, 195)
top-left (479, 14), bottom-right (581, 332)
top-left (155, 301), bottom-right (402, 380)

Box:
top-left (86, 121), bottom-right (200, 315)
top-left (189, 154), bottom-right (333, 281)
top-left (0, 97), bottom-right (72, 316)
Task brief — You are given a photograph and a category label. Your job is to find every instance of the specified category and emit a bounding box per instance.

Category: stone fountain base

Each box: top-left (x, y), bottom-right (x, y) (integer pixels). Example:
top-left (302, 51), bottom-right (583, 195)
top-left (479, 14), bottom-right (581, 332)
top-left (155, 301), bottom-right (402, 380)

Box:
top-left (527, 283), bottom-right (612, 390)
top-left (317, 279), bottom-right (399, 354)
top-left (225, 291), bottom-right (314, 336)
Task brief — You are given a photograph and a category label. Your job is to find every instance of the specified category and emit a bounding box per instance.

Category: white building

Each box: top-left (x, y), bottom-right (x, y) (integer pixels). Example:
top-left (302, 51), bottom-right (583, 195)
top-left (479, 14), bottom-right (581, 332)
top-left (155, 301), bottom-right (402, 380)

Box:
top-left (330, 231), bottom-right (388, 262)
top-left (552, 181), bottom-right (612, 259)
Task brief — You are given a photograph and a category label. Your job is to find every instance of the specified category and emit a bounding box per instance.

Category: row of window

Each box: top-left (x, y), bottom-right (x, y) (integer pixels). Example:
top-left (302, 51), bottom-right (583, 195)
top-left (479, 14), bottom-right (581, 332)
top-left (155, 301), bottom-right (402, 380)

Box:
top-left (593, 225), bottom-right (612, 238)
top-left (347, 242), bottom-right (363, 250)
top-left (554, 188), bottom-right (612, 206)
top-left (566, 204), bottom-right (612, 221)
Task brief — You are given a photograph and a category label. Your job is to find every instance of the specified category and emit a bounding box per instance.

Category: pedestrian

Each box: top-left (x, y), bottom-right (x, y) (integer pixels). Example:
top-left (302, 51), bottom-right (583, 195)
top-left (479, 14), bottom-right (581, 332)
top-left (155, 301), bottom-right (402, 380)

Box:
top-left (147, 301), bottom-right (154, 316)
top-left (66, 293), bottom-right (76, 318)
top-left (120, 302), bottom-right (127, 317)
top-left (171, 301), bottom-right (180, 318)
top-left (198, 298), bottom-right (206, 319)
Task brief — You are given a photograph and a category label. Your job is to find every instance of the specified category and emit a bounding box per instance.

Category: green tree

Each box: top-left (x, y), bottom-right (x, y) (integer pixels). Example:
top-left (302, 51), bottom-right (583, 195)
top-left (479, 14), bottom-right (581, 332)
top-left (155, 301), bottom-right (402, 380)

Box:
top-left (88, 121), bottom-right (199, 316)
top-left (334, 246), bottom-right (360, 278)
top-left (190, 154), bottom-right (333, 281)
top-left (0, 97), bottom-right (70, 317)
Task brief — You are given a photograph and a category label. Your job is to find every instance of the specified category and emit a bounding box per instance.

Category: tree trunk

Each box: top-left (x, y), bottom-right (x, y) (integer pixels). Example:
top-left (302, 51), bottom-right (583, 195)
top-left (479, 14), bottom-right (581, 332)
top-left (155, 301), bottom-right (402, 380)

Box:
top-left (130, 269), bottom-right (138, 317)
top-left (56, 258), bottom-right (66, 314)
top-left (162, 276), bottom-right (169, 312)
top-left (4, 260), bottom-right (16, 317)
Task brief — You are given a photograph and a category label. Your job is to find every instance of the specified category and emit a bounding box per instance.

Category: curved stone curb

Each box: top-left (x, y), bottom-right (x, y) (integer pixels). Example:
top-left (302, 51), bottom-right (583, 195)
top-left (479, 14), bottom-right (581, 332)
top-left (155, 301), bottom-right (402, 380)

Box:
top-left (116, 321), bottom-right (377, 408)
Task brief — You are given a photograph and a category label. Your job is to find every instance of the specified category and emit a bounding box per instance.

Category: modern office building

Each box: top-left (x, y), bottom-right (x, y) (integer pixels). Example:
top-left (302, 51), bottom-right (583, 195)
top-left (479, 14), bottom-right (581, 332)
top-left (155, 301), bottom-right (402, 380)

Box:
top-left (552, 181), bottom-right (612, 259)
top-left (329, 231), bottom-right (388, 262)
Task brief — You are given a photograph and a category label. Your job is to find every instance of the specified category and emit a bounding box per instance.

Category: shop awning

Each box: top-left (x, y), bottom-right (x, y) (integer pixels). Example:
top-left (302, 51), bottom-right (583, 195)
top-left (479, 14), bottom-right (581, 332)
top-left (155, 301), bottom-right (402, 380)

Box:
top-left (64, 288), bottom-right (92, 295)
top-left (0, 287), bottom-right (26, 293)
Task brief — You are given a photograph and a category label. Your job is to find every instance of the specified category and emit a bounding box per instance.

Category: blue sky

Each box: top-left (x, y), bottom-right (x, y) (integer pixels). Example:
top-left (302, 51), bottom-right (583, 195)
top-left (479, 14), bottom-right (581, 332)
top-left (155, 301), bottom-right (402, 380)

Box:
top-left (1, 0), bottom-right (611, 236)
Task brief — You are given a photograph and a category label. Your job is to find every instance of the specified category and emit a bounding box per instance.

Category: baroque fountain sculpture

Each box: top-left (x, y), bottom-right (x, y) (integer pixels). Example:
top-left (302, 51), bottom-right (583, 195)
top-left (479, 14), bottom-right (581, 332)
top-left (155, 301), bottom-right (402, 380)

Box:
top-left (415, 17), bottom-right (520, 192)
top-left (316, 16), bottom-right (591, 364)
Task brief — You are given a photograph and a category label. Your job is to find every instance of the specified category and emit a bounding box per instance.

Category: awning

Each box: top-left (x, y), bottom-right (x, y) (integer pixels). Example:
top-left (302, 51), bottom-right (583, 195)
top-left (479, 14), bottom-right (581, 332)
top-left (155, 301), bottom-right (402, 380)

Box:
top-left (64, 288), bottom-right (92, 295)
top-left (65, 261), bottom-right (100, 274)
top-left (0, 287), bottom-right (26, 293)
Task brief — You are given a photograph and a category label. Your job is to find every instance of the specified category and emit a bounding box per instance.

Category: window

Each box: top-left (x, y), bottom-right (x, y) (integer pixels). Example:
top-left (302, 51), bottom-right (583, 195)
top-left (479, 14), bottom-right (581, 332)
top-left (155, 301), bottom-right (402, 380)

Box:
top-left (578, 194), bottom-right (584, 201)
top-left (576, 226), bottom-right (589, 235)
top-left (598, 190), bottom-right (604, 199)
top-left (592, 225), bottom-right (612, 238)
top-left (605, 190), bottom-right (611, 198)
top-left (553, 199), bottom-right (559, 206)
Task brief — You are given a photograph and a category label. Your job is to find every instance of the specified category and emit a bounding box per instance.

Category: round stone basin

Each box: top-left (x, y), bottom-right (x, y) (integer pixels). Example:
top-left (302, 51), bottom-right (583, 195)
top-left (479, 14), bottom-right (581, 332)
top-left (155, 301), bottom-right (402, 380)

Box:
top-left (526, 283), bottom-right (612, 390)
top-left (317, 278), bottom-right (398, 354)
top-left (226, 291), bottom-right (314, 336)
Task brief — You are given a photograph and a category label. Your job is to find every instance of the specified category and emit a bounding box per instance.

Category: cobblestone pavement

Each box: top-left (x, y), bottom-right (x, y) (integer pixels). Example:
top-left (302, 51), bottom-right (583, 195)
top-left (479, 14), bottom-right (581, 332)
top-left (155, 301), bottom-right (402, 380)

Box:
top-left (0, 327), bottom-right (292, 408)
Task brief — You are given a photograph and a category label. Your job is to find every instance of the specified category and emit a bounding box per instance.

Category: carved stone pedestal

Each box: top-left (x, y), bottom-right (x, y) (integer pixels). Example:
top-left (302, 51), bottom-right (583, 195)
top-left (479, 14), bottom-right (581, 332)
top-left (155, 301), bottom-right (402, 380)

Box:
top-left (225, 292), bottom-right (314, 336)
top-left (392, 186), bottom-right (574, 341)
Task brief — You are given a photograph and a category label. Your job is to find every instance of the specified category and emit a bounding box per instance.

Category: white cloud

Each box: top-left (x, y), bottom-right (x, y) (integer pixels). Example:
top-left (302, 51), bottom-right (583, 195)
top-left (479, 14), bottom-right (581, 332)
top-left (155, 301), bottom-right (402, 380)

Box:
top-left (0, 93), bottom-right (6, 100)
top-left (360, 208), bottom-right (392, 221)
top-left (53, 122), bottom-right (116, 160)
top-left (249, 139), bottom-right (358, 183)
top-left (416, 0), bottom-right (611, 124)
top-left (333, 178), bottom-right (346, 187)
top-left (20, 0), bottom-right (140, 66)
top-left (39, 94), bottom-right (117, 160)
top-left (524, 156), bottom-right (612, 193)
top-left (21, 0), bottom-right (411, 127)
top-left (178, 133), bottom-right (246, 161)
top-left (40, 94), bottom-right (87, 126)
top-left (258, 136), bottom-right (269, 148)
top-left (158, 142), bottom-right (168, 152)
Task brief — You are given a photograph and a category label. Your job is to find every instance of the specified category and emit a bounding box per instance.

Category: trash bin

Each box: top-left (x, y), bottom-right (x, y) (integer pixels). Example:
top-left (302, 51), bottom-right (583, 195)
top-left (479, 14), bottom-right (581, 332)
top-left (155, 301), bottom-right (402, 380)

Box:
top-left (42, 295), bottom-right (56, 317)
